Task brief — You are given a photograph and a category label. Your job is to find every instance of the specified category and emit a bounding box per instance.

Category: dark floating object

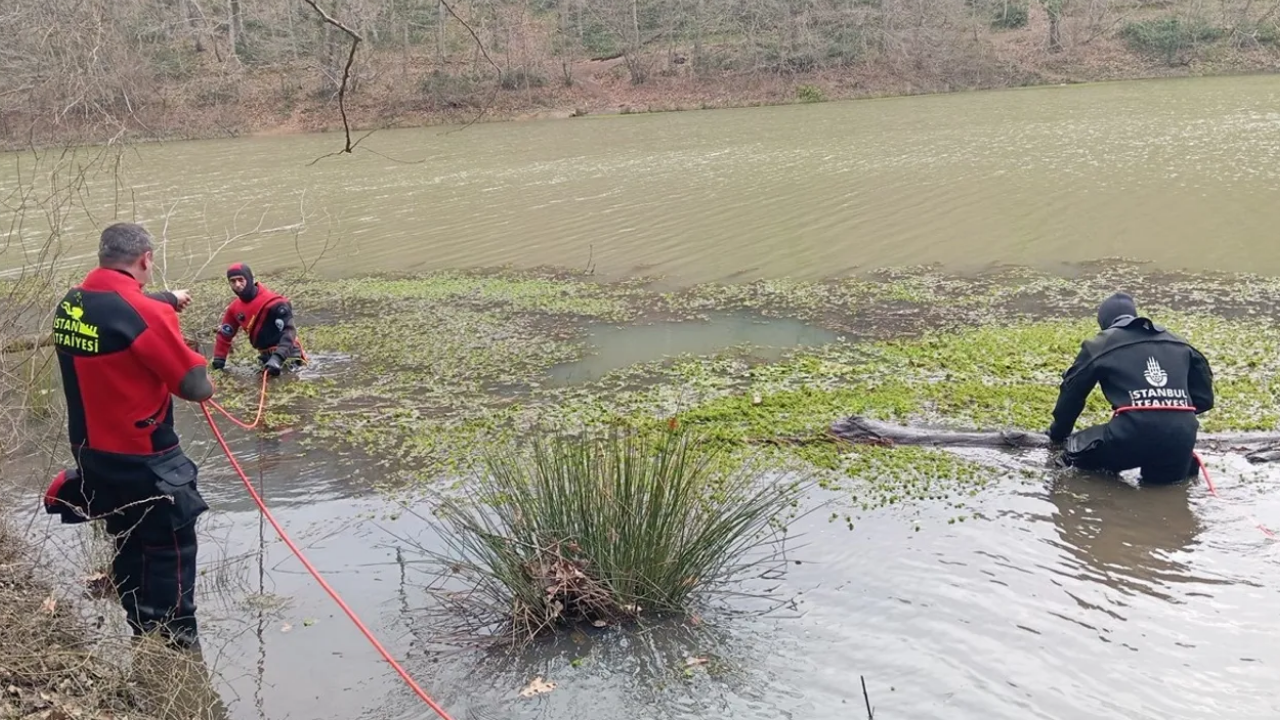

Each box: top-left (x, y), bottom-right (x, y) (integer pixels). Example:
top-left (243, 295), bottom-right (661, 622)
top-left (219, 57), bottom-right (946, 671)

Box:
top-left (826, 415), bottom-right (1280, 465)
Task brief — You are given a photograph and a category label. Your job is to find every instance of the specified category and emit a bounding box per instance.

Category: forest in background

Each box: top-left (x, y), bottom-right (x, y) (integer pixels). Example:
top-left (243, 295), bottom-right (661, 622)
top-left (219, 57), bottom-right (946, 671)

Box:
top-left (1, 0), bottom-right (1279, 148)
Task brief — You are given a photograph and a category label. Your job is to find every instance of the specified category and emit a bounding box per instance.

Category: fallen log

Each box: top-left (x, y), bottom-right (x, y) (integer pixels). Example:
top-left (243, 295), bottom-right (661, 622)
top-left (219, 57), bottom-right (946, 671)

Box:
top-left (829, 415), bottom-right (1280, 465)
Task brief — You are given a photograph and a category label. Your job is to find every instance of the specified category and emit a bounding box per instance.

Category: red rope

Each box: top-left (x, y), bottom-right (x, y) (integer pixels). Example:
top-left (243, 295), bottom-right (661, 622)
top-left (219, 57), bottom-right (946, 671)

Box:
top-left (199, 403), bottom-right (458, 720)
top-left (1112, 404), bottom-right (1275, 538)
top-left (206, 337), bottom-right (311, 430)
top-left (206, 371), bottom-right (269, 430)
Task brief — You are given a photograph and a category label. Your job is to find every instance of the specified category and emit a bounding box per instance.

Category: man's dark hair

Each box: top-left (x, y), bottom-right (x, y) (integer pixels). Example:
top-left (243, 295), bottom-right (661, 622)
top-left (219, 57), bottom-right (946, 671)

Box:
top-left (98, 223), bottom-right (154, 267)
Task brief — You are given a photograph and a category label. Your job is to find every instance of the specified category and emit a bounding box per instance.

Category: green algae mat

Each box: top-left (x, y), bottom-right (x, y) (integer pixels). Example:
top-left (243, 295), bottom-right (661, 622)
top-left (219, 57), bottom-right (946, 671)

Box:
top-left (177, 261), bottom-right (1280, 517)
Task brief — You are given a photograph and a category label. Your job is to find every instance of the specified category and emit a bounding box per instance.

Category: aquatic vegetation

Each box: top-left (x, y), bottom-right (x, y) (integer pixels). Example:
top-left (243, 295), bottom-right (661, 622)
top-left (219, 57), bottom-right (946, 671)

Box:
top-left (419, 425), bottom-right (809, 642)
top-left (14, 260), bottom-right (1280, 519)
top-left (157, 262), bottom-right (1280, 511)
top-left (285, 268), bottom-right (645, 321)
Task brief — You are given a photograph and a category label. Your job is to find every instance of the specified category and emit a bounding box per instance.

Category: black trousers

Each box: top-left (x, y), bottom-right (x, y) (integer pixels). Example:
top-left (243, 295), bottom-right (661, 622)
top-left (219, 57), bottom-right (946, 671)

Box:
top-left (1056, 413), bottom-right (1200, 485)
top-left (47, 448), bottom-right (207, 649)
top-left (106, 504), bottom-right (201, 649)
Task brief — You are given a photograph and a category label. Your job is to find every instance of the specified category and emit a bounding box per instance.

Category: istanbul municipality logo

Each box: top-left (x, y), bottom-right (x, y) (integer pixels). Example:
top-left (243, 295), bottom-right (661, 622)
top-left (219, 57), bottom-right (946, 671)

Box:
top-left (1144, 357), bottom-right (1168, 388)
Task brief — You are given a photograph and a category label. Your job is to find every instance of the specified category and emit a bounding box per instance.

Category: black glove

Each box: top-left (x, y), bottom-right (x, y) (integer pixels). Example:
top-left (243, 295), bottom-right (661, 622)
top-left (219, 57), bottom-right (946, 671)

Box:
top-left (264, 353), bottom-right (283, 377)
top-left (211, 357), bottom-right (226, 371)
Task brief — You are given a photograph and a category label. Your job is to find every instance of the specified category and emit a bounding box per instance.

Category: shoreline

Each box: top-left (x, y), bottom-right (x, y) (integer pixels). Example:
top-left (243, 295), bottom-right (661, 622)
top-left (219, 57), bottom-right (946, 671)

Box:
top-left (4, 60), bottom-right (1278, 154)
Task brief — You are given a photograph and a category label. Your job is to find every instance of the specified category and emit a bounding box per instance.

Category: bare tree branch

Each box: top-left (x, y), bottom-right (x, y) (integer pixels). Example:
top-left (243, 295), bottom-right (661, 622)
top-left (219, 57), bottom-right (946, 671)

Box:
top-left (436, 0), bottom-right (503, 135)
top-left (301, 0), bottom-right (364, 158)
top-left (307, 129), bottom-right (376, 167)
top-left (439, 0), bottom-right (501, 73)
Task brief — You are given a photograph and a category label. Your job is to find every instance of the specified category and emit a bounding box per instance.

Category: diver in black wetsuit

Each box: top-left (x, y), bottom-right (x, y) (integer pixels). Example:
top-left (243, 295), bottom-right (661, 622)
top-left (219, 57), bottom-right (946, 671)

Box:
top-left (1047, 292), bottom-right (1216, 484)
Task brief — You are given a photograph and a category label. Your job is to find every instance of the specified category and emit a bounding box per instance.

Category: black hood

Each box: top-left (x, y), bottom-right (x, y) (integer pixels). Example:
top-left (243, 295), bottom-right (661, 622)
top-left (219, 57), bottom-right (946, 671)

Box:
top-left (1096, 292), bottom-right (1138, 330)
top-left (226, 262), bottom-right (257, 302)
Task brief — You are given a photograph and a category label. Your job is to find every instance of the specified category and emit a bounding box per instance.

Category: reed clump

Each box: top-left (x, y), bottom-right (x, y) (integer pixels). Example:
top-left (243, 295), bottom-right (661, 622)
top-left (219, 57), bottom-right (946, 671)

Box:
top-left (426, 423), bottom-right (808, 642)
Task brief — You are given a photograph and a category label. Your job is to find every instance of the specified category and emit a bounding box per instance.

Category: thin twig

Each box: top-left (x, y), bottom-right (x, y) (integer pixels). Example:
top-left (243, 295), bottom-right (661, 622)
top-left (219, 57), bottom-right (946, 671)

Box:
top-left (439, 0), bottom-right (500, 73)
top-left (157, 198), bottom-right (181, 291)
top-left (436, 0), bottom-right (503, 135)
top-left (359, 144), bottom-right (427, 165)
top-left (861, 675), bottom-right (874, 719)
top-left (187, 203), bottom-right (307, 281)
top-left (46, 493), bottom-right (172, 524)
top-left (301, 0), bottom-right (363, 159)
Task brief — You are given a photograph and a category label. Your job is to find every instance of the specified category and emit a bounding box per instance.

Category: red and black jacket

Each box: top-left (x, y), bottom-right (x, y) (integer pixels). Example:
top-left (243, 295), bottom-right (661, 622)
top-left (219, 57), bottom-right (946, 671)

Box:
top-left (213, 281), bottom-right (299, 362)
top-left (53, 268), bottom-right (208, 463)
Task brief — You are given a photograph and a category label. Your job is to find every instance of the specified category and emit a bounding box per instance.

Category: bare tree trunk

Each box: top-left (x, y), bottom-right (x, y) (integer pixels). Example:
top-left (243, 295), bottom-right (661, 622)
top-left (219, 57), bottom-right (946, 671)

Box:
top-left (288, 0), bottom-right (299, 58)
top-left (825, 415), bottom-right (1280, 465)
top-left (471, 0), bottom-right (485, 73)
top-left (437, 0), bottom-right (446, 63)
top-left (1043, 0), bottom-right (1064, 53)
top-left (632, 0), bottom-right (640, 51)
top-left (227, 0), bottom-right (241, 60)
top-left (694, 0), bottom-right (704, 70)
top-left (505, 2), bottom-right (514, 76)
top-left (183, 0), bottom-right (205, 52)
top-left (624, 0), bottom-right (648, 83)
top-left (558, 0), bottom-right (573, 85)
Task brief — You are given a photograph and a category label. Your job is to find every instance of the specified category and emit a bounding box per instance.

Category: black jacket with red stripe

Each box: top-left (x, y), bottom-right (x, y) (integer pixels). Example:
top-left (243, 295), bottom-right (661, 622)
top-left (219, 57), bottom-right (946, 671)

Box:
top-left (1048, 315), bottom-right (1215, 442)
top-left (54, 268), bottom-right (209, 470)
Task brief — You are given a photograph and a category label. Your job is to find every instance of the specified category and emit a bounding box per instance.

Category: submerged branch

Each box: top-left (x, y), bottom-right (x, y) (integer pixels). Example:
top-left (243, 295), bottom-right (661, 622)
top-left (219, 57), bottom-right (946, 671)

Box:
top-left (827, 415), bottom-right (1280, 464)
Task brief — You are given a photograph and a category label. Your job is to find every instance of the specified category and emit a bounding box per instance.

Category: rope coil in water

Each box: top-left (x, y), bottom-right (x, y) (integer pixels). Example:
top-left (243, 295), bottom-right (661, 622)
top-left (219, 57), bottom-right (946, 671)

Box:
top-left (199, 387), bottom-right (458, 720)
top-left (1112, 404), bottom-right (1275, 538)
top-left (207, 371), bottom-right (269, 430)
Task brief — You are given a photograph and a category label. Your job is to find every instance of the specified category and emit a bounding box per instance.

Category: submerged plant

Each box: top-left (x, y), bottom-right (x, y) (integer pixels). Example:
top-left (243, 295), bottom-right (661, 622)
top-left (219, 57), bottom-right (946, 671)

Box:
top-left (422, 424), bottom-right (810, 643)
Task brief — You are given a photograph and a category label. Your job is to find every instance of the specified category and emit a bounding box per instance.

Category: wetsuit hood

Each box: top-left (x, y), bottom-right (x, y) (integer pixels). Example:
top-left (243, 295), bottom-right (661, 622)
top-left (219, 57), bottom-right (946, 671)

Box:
top-left (227, 262), bottom-right (257, 302)
top-left (1097, 292), bottom-right (1138, 330)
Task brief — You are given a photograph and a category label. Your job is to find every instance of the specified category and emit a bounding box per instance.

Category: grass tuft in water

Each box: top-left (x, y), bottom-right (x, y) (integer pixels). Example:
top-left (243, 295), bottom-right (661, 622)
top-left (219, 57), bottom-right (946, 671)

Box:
top-left (425, 424), bottom-right (809, 642)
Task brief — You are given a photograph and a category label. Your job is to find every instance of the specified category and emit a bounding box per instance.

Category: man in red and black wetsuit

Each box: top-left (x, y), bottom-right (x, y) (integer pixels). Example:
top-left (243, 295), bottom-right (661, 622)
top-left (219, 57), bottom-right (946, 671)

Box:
top-left (44, 222), bottom-right (215, 650)
top-left (210, 263), bottom-right (304, 376)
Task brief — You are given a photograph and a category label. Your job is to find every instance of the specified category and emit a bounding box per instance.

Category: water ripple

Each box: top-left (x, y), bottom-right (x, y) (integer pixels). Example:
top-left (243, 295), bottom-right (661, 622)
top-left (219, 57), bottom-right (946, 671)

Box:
top-left (5, 75), bottom-right (1280, 284)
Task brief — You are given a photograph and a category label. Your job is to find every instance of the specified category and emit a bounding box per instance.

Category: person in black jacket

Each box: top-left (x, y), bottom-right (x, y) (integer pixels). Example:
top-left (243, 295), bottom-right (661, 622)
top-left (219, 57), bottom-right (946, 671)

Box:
top-left (1047, 292), bottom-right (1215, 484)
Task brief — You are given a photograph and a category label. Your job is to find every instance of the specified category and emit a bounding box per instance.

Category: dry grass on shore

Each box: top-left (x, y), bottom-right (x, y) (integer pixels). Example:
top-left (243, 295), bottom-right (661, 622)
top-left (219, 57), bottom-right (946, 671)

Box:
top-left (0, 519), bottom-right (229, 720)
